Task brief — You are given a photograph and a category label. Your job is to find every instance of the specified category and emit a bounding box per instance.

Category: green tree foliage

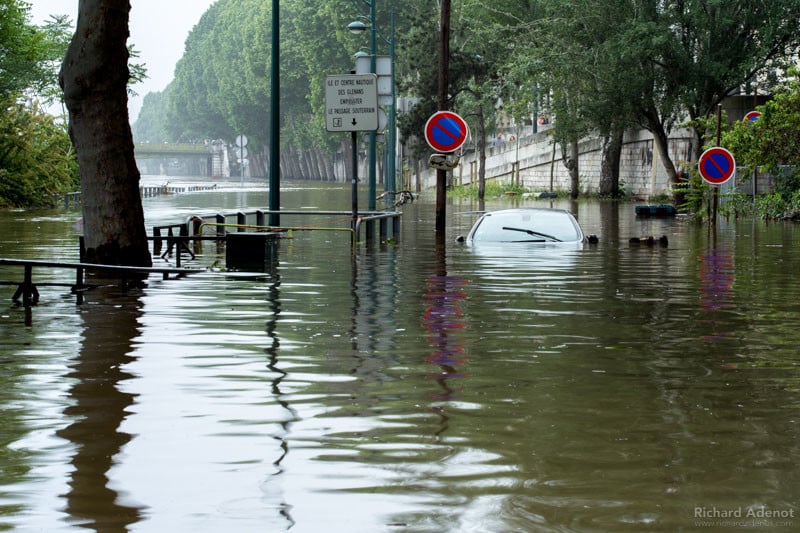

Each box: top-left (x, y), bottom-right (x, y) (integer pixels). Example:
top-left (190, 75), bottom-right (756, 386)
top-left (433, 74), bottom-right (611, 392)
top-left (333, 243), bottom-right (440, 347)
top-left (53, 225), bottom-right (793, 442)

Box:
top-left (724, 71), bottom-right (800, 208)
top-left (164, 2), bottom-right (231, 142)
top-left (497, 0), bottom-right (800, 191)
top-left (396, 0), bottom-right (502, 170)
top-left (0, 99), bottom-right (78, 207)
top-left (395, 1), bottom-right (440, 159)
top-left (686, 77), bottom-right (800, 220)
top-left (163, 0), bottom-right (356, 164)
top-left (0, 0), bottom-right (53, 99)
top-left (132, 0), bottom-right (800, 194)
top-left (285, 0), bottom-right (360, 150)
top-left (27, 14), bottom-right (73, 110)
top-left (132, 90), bottom-right (170, 143)
top-left (725, 75), bottom-right (800, 175)
top-left (0, 1), bottom-right (78, 207)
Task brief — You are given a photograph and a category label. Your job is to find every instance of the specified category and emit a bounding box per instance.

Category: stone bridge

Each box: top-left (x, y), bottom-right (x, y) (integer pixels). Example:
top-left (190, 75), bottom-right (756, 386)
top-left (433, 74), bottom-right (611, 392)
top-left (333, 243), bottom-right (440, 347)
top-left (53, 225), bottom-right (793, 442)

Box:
top-left (134, 142), bottom-right (230, 177)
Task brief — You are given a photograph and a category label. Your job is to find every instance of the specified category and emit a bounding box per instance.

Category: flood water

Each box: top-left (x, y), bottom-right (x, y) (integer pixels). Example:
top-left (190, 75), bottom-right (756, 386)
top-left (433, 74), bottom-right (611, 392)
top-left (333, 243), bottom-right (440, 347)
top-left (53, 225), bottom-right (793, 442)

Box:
top-left (1, 180), bottom-right (798, 532)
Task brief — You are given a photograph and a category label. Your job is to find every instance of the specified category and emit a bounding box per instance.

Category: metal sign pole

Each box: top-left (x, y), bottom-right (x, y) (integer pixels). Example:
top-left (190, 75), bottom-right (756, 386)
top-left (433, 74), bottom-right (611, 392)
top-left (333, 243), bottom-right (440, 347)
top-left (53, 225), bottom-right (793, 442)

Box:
top-left (351, 131), bottom-right (358, 223)
top-left (435, 0), bottom-right (451, 237)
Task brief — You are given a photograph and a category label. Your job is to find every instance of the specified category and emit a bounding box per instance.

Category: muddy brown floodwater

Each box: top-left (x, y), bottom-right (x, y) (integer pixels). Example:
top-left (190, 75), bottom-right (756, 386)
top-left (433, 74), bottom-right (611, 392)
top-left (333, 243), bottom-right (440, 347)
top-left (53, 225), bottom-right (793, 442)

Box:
top-left (0, 180), bottom-right (798, 532)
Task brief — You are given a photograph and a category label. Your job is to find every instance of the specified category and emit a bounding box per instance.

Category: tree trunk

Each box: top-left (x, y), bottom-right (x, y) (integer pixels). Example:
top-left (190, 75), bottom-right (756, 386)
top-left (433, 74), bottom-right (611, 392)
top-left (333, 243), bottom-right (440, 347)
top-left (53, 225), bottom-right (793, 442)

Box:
top-left (562, 138), bottom-right (580, 199)
top-left (60, 0), bottom-right (151, 267)
top-left (412, 156), bottom-right (421, 193)
top-left (653, 129), bottom-right (677, 182)
top-left (599, 127), bottom-right (624, 197)
top-left (640, 108), bottom-right (679, 196)
top-left (477, 104), bottom-right (486, 201)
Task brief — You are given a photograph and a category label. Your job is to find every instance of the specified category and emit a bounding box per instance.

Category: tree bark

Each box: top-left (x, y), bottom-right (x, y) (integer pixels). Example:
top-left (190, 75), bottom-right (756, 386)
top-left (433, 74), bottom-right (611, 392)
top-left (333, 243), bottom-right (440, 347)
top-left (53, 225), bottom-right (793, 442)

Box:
top-left (562, 138), bottom-right (580, 199)
top-left (599, 127), bottom-right (624, 197)
top-left (640, 108), bottom-right (679, 198)
top-left (59, 0), bottom-right (151, 267)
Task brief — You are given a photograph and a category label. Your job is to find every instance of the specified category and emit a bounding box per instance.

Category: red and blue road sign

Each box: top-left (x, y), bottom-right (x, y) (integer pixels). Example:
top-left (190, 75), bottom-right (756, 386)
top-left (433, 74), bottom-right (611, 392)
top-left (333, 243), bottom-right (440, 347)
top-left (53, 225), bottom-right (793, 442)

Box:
top-left (424, 111), bottom-right (469, 153)
top-left (744, 111), bottom-right (762, 123)
top-left (698, 147), bottom-right (736, 186)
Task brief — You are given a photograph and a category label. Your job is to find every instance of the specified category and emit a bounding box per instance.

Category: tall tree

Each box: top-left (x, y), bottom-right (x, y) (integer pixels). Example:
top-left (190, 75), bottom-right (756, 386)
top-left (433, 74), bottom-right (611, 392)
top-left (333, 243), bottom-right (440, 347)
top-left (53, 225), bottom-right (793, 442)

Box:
top-left (131, 89), bottom-right (169, 143)
top-left (501, 0), bottom-right (800, 197)
top-left (618, 0), bottom-right (800, 188)
top-left (397, 0), bottom-right (503, 199)
top-left (60, 0), bottom-right (151, 267)
top-left (498, 0), bottom-right (639, 198)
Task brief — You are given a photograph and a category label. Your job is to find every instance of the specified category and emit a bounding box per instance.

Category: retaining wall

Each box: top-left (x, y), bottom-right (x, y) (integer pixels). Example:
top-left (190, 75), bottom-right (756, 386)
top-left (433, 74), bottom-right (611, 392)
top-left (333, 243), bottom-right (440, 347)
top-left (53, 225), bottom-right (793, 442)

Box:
top-left (418, 128), bottom-right (698, 198)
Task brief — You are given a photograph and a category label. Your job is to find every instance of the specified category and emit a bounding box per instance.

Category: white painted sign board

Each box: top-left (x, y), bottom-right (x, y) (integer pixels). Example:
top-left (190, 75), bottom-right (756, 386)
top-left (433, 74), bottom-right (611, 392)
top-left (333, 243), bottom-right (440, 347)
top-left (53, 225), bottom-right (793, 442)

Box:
top-left (325, 74), bottom-right (379, 132)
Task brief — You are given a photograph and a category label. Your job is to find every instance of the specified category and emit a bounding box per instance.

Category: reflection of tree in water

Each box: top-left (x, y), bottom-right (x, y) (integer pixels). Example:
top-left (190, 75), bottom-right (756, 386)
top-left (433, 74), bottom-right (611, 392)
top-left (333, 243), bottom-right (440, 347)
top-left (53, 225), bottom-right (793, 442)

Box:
top-left (57, 294), bottom-right (143, 531)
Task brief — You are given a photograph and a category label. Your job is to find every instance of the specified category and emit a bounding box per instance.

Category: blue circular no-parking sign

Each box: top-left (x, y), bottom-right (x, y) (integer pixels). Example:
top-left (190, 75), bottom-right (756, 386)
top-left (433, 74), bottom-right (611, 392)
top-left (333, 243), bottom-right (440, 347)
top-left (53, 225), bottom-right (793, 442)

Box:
top-left (698, 147), bottom-right (736, 186)
top-left (424, 111), bottom-right (469, 153)
top-left (744, 111), bottom-right (762, 123)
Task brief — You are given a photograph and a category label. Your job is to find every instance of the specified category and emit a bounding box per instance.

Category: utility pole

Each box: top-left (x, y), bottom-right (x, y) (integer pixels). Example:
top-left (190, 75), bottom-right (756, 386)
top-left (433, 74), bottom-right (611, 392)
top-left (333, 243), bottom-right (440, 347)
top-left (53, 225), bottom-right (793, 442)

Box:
top-left (435, 0), bottom-right (451, 236)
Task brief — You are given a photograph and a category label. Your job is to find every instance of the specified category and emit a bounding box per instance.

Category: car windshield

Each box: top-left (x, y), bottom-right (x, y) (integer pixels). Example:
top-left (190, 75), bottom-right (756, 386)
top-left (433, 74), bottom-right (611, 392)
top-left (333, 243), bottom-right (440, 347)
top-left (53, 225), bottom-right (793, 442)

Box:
top-left (471, 210), bottom-right (581, 243)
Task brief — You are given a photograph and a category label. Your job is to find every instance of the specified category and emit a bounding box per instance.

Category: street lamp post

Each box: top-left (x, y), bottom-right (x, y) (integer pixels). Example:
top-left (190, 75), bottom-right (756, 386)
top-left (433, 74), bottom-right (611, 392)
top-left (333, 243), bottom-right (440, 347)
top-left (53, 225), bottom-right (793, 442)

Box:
top-left (368, 5), bottom-right (377, 212)
top-left (387, 8), bottom-right (396, 206)
top-left (269, 0), bottom-right (280, 226)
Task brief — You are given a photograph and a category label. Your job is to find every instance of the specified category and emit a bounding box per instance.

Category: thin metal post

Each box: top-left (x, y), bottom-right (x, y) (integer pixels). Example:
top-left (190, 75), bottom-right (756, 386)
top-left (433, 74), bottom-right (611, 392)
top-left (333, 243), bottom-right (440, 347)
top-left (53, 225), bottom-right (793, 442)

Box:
top-left (436, 0), bottom-right (451, 235)
top-left (75, 263), bottom-right (84, 305)
top-left (711, 104), bottom-right (721, 226)
top-left (23, 265), bottom-right (33, 307)
top-left (386, 5), bottom-right (397, 207)
top-left (352, 131), bottom-right (359, 220)
top-left (153, 227), bottom-right (162, 255)
top-left (368, 0), bottom-right (377, 212)
top-left (269, 0), bottom-right (280, 226)
top-left (351, 130), bottom-right (359, 245)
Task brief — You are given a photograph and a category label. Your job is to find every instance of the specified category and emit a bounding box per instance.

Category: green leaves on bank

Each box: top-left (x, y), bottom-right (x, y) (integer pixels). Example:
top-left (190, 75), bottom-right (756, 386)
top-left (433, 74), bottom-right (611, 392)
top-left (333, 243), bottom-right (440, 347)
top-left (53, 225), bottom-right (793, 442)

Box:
top-left (0, 1), bottom-right (77, 207)
top-left (0, 99), bottom-right (78, 208)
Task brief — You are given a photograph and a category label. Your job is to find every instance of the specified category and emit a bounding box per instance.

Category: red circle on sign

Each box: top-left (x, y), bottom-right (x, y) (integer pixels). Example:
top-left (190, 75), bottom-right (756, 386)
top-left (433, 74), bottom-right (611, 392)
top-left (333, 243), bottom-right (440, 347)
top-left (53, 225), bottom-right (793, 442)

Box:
top-left (698, 147), bottom-right (736, 185)
top-left (744, 111), bottom-right (762, 123)
top-left (425, 111), bottom-right (469, 153)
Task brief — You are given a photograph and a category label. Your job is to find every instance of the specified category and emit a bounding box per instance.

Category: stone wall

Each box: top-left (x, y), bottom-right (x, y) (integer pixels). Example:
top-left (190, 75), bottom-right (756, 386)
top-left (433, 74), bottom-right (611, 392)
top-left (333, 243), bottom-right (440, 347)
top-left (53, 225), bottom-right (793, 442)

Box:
top-left (418, 128), bottom-right (698, 199)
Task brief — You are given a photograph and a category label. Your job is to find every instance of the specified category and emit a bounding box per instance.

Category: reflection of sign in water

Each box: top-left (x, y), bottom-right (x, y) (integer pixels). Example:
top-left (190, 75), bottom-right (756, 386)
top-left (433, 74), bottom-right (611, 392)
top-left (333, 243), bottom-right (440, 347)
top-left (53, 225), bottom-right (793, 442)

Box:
top-left (423, 275), bottom-right (469, 400)
top-left (699, 245), bottom-right (734, 341)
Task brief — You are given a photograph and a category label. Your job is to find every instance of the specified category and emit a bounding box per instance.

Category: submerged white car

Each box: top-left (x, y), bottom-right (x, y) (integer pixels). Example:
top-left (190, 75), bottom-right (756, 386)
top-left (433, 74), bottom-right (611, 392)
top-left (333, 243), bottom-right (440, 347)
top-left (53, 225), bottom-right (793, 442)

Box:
top-left (457, 208), bottom-right (595, 246)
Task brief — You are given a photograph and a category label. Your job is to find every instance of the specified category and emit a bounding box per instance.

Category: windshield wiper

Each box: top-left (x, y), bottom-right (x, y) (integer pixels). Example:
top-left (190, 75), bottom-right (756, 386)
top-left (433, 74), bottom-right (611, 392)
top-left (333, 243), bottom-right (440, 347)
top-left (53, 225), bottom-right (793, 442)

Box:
top-left (501, 226), bottom-right (562, 242)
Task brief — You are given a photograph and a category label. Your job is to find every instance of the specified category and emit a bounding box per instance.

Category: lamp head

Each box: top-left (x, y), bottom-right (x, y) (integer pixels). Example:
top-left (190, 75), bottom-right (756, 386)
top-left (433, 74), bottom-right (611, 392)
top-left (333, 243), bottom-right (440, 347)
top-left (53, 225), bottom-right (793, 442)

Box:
top-left (347, 20), bottom-right (367, 35)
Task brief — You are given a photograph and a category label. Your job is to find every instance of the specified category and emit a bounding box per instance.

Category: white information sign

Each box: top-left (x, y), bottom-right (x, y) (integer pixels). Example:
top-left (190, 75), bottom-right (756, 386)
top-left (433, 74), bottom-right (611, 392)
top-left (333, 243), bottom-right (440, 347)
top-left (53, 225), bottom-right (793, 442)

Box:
top-left (325, 74), bottom-right (379, 132)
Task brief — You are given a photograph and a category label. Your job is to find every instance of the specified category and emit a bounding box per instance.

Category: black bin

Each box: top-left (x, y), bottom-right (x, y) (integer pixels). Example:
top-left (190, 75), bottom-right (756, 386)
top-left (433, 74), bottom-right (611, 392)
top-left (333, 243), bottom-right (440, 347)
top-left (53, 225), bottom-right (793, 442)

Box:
top-left (225, 233), bottom-right (279, 271)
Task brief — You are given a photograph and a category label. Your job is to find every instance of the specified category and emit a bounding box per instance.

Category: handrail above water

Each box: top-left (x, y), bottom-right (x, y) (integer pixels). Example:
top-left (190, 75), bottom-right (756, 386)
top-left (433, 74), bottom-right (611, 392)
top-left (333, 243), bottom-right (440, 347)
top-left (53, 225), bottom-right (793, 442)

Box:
top-left (0, 257), bottom-right (202, 309)
top-left (152, 208), bottom-right (403, 255)
top-left (0, 258), bottom-right (200, 276)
